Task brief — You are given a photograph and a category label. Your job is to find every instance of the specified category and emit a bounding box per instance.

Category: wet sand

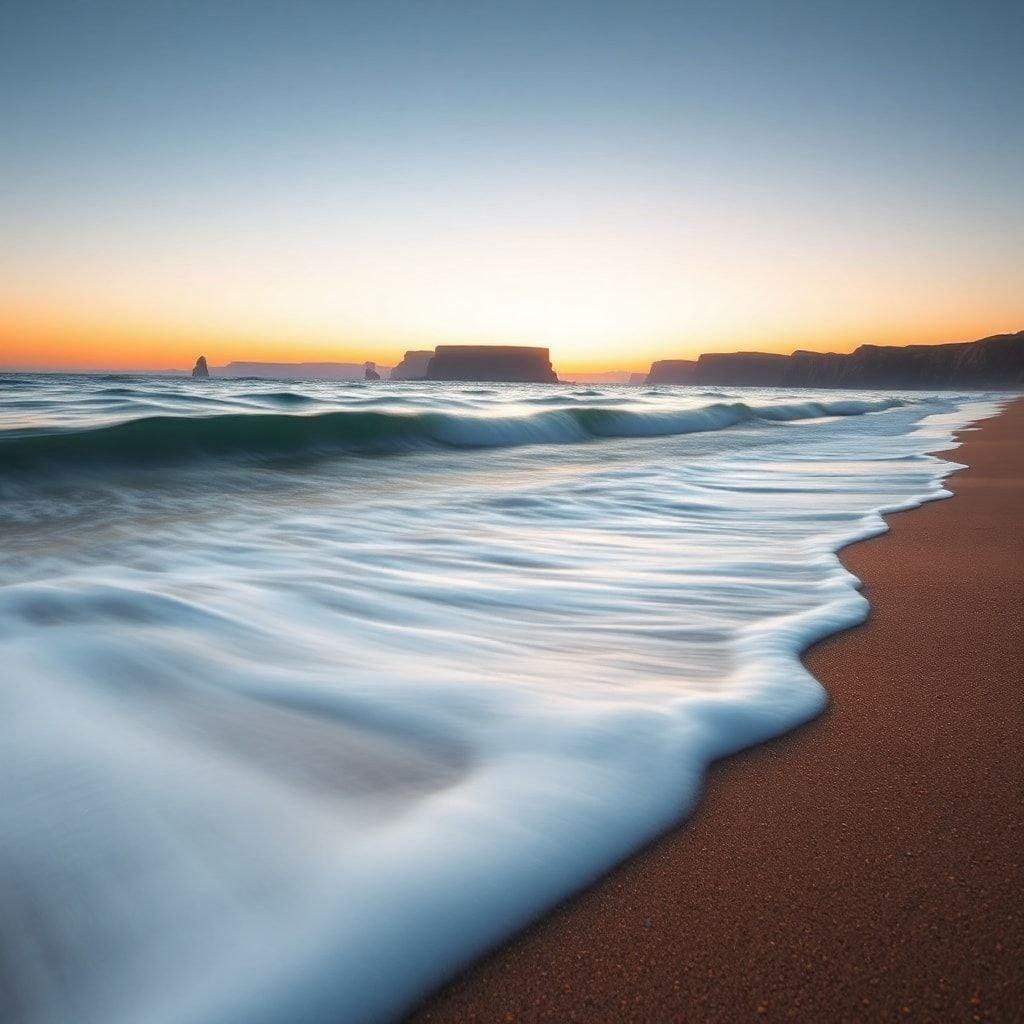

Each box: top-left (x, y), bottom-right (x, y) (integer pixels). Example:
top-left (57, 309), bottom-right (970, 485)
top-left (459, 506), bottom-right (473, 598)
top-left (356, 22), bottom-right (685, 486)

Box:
top-left (409, 398), bottom-right (1024, 1023)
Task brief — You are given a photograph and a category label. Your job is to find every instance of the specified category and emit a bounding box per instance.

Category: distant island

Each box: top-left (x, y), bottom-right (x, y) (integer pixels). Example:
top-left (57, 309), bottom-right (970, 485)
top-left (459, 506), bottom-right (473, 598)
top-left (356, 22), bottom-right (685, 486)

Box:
top-left (193, 349), bottom-right (557, 383)
top-left (560, 370), bottom-right (644, 385)
top-left (176, 331), bottom-right (1023, 388)
top-left (424, 345), bottom-right (558, 383)
top-left (646, 331), bottom-right (1024, 389)
top-left (211, 360), bottom-right (393, 380)
top-left (389, 353), bottom-right (643, 384)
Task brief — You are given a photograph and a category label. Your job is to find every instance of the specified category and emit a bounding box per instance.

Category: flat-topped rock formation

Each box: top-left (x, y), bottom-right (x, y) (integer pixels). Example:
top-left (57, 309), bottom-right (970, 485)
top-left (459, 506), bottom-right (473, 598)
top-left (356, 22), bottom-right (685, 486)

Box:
top-left (425, 345), bottom-right (559, 384)
top-left (389, 350), bottom-right (434, 381)
top-left (646, 331), bottom-right (1024, 388)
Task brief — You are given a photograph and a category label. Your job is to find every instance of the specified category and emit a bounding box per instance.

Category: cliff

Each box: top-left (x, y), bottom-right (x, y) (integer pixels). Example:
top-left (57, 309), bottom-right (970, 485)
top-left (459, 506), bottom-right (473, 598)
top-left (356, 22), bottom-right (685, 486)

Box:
top-left (389, 350), bottom-right (434, 381)
top-left (645, 332), bottom-right (1024, 388)
top-left (645, 359), bottom-right (697, 385)
top-left (425, 346), bottom-right (559, 384)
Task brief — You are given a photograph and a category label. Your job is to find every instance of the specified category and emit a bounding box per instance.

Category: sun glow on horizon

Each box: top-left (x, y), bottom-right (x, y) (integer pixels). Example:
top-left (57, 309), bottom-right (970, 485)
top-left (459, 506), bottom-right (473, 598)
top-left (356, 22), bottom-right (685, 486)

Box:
top-left (5, 198), bottom-right (1021, 372)
top-left (2, 2), bottom-right (1022, 374)
top-left (3, 304), bottom-right (1020, 375)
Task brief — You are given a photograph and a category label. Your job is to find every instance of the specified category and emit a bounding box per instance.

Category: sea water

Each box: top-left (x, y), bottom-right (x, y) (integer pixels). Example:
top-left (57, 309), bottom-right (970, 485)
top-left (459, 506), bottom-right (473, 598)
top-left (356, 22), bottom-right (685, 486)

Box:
top-left (0, 374), bottom-right (1001, 1024)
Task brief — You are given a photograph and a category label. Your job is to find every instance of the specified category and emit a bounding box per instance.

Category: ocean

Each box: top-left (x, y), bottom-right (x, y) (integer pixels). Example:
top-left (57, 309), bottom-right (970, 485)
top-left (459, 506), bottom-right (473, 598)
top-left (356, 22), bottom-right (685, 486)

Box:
top-left (0, 373), bottom-right (1001, 1024)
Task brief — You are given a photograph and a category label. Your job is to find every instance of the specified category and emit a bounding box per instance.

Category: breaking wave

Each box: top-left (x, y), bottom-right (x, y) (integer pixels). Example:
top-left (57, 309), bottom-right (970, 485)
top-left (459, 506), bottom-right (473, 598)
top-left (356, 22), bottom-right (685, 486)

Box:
top-left (0, 372), bottom-right (1000, 1024)
top-left (0, 397), bottom-right (905, 474)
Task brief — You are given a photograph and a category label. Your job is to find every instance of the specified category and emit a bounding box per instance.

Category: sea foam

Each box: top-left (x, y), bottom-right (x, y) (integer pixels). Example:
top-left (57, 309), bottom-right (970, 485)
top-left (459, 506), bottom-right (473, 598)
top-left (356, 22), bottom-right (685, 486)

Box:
top-left (0, 374), bottom-right (1002, 1023)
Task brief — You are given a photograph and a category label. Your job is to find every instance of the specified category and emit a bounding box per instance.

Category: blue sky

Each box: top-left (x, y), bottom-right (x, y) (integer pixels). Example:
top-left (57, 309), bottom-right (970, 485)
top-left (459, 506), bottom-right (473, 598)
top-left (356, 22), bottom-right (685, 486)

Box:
top-left (2, 0), bottom-right (1022, 368)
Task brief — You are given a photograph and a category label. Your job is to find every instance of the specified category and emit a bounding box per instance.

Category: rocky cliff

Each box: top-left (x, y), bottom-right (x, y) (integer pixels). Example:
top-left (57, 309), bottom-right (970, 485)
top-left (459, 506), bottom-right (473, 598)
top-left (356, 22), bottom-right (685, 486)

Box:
top-left (645, 359), bottom-right (697, 385)
top-left (389, 350), bottom-right (434, 381)
top-left (425, 346), bottom-right (559, 383)
top-left (646, 332), bottom-right (1024, 388)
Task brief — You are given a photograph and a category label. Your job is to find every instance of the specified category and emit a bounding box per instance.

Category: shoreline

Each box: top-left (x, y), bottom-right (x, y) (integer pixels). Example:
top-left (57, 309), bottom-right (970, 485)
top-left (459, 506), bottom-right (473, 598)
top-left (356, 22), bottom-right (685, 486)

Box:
top-left (409, 398), bottom-right (1024, 1023)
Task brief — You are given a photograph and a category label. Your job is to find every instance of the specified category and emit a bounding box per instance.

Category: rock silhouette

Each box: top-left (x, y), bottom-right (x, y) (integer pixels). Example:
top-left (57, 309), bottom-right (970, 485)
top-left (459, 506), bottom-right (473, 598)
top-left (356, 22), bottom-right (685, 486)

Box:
top-left (390, 350), bottom-right (434, 381)
top-left (191, 356), bottom-right (210, 378)
top-left (646, 331), bottom-right (1024, 388)
top-left (364, 361), bottom-right (381, 381)
top-left (425, 346), bottom-right (558, 384)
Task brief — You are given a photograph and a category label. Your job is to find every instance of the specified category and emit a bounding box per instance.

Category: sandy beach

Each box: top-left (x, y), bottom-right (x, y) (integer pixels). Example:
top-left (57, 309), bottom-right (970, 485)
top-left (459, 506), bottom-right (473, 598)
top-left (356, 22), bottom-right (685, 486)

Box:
top-left (410, 397), bottom-right (1024, 1023)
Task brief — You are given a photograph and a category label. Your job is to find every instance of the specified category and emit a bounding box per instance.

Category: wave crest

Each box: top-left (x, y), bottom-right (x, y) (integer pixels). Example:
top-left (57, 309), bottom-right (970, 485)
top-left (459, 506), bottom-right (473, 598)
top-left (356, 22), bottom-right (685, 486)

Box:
top-left (0, 397), bottom-right (904, 474)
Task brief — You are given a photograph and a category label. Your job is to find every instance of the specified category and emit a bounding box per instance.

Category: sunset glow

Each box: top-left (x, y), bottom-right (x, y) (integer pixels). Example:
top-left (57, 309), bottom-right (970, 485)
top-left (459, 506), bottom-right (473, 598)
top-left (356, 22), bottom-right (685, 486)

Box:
top-left (2, 5), bottom-right (1023, 1022)
top-left (2, 2), bottom-right (1021, 372)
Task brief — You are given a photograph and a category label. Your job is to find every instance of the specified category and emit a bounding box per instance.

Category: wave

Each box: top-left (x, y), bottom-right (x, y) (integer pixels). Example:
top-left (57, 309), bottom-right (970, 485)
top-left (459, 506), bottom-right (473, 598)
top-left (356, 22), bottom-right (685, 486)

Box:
top-left (0, 397), bottom-right (905, 475)
top-left (244, 391), bottom-right (324, 407)
top-left (0, 387), bottom-right (991, 1024)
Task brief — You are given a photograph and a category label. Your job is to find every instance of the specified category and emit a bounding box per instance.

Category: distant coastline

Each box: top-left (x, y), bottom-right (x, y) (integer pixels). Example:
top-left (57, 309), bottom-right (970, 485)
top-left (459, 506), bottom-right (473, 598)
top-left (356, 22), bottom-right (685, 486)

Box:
top-left (190, 328), bottom-right (1024, 387)
top-left (5, 329), bottom-right (1021, 388)
top-left (646, 330), bottom-right (1024, 389)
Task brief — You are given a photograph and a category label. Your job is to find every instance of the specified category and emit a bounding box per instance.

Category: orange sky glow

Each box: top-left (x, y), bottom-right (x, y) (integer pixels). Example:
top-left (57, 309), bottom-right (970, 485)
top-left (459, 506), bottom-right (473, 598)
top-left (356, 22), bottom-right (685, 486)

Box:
top-left (3, 299), bottom-right (1020, 375)
top-left (4, 211), bottom-right (1021, 374)
top-left (3, 4), bottom-right (1021, 376)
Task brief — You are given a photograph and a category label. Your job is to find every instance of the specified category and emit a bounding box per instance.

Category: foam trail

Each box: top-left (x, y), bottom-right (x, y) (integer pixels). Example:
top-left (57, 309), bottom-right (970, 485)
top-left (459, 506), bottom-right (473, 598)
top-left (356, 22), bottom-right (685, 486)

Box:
top-left (0, 373), bottom-right (1002, 1024)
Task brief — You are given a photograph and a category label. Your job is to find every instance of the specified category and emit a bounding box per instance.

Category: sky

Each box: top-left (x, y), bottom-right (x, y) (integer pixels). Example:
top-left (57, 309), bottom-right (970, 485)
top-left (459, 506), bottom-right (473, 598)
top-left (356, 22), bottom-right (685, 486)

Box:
top-left (1, 0), bottom-right (1022, 372)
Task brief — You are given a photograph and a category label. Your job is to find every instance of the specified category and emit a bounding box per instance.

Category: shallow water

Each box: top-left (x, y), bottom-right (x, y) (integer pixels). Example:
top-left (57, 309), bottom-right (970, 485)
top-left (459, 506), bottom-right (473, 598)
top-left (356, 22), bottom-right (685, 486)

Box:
top-left (0, 374), bottom-right (1001, 1023)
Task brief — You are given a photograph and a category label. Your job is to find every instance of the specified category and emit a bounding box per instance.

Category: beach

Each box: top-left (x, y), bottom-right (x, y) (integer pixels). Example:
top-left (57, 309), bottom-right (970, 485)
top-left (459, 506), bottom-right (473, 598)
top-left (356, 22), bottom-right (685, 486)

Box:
top-left (0, 379), bottom-right (1013, 1024)
top-left (410, 397), bottom-right (1024, 1023)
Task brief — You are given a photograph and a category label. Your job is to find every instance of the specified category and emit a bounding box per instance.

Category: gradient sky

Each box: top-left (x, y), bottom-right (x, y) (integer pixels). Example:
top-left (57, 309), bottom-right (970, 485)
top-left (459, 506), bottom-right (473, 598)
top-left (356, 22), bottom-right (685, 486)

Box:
top-left (2, 0), bottom-right (1022, 371)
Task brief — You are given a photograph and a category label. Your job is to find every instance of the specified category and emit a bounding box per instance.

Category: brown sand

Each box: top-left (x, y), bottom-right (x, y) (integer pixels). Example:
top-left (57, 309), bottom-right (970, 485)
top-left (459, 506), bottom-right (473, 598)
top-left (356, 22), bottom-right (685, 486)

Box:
top-left (409, 398), bottom-right (1024, 1023)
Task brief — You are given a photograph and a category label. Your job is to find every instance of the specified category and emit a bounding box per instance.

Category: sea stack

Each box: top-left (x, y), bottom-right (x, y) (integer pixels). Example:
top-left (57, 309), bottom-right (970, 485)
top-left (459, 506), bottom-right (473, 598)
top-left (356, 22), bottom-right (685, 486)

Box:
top-left (425, 345), bottom-right (559, 384)
top-left (364, 361), bottom-right (381, 381)
top-left (191, 356), bottom-right (210, 378)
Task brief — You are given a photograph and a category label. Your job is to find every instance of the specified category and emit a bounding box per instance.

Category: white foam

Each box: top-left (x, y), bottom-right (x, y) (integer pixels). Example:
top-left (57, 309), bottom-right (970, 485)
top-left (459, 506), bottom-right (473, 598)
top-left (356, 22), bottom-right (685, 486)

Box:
top-left (0, 380), bottom-right (1003, 1024)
